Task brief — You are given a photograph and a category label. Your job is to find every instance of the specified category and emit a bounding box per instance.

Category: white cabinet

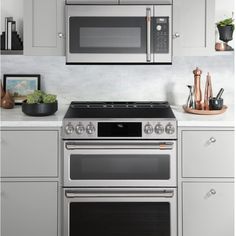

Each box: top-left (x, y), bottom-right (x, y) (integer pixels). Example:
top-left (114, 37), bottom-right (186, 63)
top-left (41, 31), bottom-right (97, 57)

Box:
top-left (182, 130), bottom-right (234, 178)
top-left (173, 0), bottom-right (215, 56)
top-left (24, 0), bottom-right (65, 55)
top-left (183, 182), bottom-right (234, 236)
top-left (1, 130), bottom-right (58, 177)
top-left (0, 128), bottom-right (61, 236)
top-left (1, 182), bottom-right (58, 236)
top-left (178, 127), bottom-right (234, 236)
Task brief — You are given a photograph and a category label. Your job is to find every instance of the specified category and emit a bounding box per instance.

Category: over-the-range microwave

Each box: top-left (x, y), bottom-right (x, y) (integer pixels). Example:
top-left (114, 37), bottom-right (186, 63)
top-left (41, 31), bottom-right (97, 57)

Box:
top-left (66, 0), bottom-right (172, 64)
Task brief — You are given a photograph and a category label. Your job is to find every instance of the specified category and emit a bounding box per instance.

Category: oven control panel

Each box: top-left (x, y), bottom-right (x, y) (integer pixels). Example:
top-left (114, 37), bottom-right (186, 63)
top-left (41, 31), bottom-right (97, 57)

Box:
top-left (63, 120), bottom-right (176, 139)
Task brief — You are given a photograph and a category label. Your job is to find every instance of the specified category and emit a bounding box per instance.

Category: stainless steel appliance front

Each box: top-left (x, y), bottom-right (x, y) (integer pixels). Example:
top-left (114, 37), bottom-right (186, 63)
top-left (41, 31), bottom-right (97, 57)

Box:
top-left (64, 187), bottom-right (177, 236)
top-left (66, 5), bottom-right (172, 63)
top-left (63, 140), bottom-right (176, 187)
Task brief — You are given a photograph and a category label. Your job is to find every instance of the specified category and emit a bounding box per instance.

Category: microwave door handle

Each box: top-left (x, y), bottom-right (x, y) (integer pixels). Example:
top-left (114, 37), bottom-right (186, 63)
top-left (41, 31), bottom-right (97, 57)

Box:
top-left (146, 8), bottom-right (151, 62)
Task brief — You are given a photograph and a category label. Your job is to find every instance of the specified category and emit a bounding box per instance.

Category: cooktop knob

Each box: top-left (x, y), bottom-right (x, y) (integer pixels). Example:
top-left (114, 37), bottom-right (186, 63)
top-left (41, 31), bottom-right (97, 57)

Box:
top-left (165, 122), bottom-right (175, 134)
top-left (65, 123), bottom-right (74, 135)
top-left (155, 123), bottom-right (164, 134)
top-left (86, 122), bottom-right (96, 135)
top-left (75, 123), bottom-right (85, 135)
top-left (144, 123), bottom-right (153, 134)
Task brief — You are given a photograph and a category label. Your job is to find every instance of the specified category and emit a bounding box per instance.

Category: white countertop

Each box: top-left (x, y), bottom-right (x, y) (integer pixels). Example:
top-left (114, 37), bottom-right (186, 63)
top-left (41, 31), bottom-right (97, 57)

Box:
top-left (0, 105), bottom-right (67, 127)
top-left (0, 104), bottom-right (234, 128)
top-left (172, 105), bottom-right (234, 127)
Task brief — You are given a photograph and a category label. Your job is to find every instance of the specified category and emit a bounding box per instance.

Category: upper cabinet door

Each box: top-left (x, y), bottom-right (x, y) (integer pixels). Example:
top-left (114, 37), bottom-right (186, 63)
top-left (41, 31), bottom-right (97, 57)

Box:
top-left (24, 0), bottom-right (65, 56)
top-left (66, 0), bottom-right (118, 4)
top-left (173, 0), bottom-right (215, 56)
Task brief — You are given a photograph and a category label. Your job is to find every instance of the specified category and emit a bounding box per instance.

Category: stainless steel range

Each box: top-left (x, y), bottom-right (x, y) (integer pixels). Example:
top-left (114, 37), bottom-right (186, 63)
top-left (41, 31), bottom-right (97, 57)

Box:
top-left (62, 101), bottom-right (177, 236)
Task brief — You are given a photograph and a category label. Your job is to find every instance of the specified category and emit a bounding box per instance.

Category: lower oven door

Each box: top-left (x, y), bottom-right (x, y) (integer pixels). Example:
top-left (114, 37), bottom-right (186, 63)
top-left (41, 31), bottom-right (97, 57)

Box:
top-left (64, 188), bottom-right (177, 236)
top-left (63, 141), bottom-right (176, 187)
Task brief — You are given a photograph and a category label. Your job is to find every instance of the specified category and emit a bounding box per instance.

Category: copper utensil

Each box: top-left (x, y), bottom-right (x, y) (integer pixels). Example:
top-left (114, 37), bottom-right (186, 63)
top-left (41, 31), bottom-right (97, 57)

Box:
top-left (193, 67), bottom-right (202, 110)
top-left (203, 72), bottom-right (213, 110)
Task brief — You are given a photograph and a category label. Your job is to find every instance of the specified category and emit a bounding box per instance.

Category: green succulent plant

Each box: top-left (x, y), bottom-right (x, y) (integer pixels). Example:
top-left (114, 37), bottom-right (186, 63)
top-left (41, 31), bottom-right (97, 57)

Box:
top-left (26, 90), bottom-right (57, 104)
top-left (43, 94), bottom-right (57, 103)
top-left (217, 17), bottom-right (234, 29)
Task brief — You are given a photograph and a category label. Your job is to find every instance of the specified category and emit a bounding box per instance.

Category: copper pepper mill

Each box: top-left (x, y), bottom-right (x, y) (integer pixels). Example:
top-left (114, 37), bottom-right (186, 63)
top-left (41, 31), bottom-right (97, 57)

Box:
top-left (193, 67), bottom-right (202, 110)
top-left (203, 72), bottom-right (213, 110)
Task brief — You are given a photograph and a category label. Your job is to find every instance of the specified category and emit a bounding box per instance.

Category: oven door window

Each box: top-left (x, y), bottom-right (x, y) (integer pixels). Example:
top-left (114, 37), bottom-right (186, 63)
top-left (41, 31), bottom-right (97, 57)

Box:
top-left (70, 202), bottom-right (170, 236)
top-left (69, 17), bottom-right (147, 53)
top-left (70, 154), bottom-right (170, 180)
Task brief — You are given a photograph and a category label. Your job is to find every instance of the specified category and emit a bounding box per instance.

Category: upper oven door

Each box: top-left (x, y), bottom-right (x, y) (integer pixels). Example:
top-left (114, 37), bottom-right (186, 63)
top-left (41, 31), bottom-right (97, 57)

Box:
top-left (63, 140), bottom-right (176, 187)
top-left (66, 5), bottom-right (153, 63)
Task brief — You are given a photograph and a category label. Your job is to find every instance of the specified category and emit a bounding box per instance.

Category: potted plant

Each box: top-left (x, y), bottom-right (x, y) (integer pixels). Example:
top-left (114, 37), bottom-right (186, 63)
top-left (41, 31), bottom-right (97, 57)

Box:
top-left (216, 15), bottom-right (234, 50)
top-left (22, 90), bottom-right (58, 116)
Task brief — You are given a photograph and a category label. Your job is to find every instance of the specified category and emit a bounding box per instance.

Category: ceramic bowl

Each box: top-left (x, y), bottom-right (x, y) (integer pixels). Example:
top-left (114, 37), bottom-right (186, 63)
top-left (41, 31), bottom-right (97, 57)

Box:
top-left (22, 100), bottom-right (58, 116)
top-left (209, 98), bottom-right (223, 110)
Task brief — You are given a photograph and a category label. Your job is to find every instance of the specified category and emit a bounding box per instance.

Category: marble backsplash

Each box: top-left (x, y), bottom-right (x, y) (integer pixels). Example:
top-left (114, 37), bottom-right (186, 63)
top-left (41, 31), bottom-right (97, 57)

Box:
top-left (1, 55), bottom-right (234, 105)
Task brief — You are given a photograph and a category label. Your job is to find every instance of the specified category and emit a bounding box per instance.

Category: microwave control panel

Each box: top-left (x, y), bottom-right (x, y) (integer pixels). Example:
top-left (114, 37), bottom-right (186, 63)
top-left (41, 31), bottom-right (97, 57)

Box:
top-left (154, 17), bottom-right (169, 54)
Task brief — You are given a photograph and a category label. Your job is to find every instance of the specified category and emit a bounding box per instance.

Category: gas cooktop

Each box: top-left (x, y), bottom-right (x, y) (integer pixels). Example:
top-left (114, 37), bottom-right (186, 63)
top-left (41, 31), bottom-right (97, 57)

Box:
top-left (63, 101), bottom-right (176, 140)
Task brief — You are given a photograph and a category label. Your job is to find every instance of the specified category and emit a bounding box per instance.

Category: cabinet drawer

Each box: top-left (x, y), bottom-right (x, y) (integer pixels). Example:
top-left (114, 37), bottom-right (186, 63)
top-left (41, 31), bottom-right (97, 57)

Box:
top-left (1, 130), bottom-right (58, 177)
top-left (1, 181), bottom-right (58, 236)
top-left (182, 182), bottom-right (234, 236)
top-left (182, 130), bottom-right (234, 178)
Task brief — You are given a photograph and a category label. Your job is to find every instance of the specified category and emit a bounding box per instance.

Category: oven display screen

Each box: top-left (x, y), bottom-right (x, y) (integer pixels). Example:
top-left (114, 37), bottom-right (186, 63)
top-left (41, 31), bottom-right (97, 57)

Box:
top-left (98, 122), bottom-right (142, 137)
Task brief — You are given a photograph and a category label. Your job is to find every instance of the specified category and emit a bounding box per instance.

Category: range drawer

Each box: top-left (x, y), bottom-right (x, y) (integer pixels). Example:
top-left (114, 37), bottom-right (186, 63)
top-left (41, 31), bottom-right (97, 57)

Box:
top-left (182, 130), bottom-right (234, 178)
top-left (1, 130), bottom-right (58, 178)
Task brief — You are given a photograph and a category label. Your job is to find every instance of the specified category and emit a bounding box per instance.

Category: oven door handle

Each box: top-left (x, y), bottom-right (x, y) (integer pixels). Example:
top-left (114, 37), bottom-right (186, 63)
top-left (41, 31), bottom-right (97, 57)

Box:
top-left (65, 189), bottom-right (174, 198)
top-left (146, 8), bottom-right (151, 62)
top-left (65, 142), bottom-right (174, 150)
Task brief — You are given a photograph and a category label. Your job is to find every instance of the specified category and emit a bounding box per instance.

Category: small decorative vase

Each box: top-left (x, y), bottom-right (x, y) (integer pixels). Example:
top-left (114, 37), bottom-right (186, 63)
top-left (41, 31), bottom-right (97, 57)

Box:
top-left (0, 83), bottom-right (5, 107)
top-left (1, 91), bottom-right (14, 109)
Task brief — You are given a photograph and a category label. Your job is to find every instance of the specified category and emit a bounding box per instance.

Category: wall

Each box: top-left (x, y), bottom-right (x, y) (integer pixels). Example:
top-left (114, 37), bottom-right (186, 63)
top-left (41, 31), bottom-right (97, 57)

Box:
top-left (1, 55), bottom-right (234, 106)
top-left (0, 0), bottom-right (23, 40)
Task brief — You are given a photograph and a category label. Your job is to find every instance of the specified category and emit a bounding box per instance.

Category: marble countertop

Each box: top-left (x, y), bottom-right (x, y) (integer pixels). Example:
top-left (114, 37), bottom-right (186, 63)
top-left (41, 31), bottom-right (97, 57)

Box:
top-left (0, 105), bottom-right (67, 127)
top-left (0, 104), bottom-right (234, 128)
top-left (172, 105), bottom-right (234, 127)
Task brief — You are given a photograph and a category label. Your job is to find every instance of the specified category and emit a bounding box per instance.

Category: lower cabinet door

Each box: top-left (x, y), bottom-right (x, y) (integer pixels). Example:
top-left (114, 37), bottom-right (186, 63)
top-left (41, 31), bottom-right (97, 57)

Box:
top-left (182, 182), bottom-right (234, 236)
top-left (1, 182), bottom-right (58, 236)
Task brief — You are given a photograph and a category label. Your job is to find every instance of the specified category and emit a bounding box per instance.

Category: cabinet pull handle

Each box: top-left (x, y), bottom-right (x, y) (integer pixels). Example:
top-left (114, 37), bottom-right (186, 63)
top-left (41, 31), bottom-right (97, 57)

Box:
top-left (209, 137), bottom-right (216, 143)
top-left (173, 33), bottom-right (180, 39)
top-left (210, 189), bottom-right (216, 195)
top-left (58, 32), bottom-right (64, 38)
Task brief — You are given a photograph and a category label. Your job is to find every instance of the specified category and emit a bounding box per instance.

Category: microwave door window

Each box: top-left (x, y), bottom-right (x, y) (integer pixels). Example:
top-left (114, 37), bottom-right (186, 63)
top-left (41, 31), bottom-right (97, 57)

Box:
top-left (69, 17), bottom-right (147, 53)
top-left (80, 27), bottom-right (141, 48)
